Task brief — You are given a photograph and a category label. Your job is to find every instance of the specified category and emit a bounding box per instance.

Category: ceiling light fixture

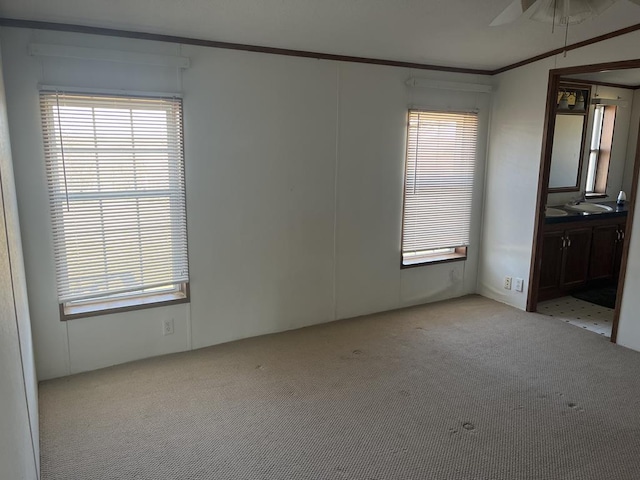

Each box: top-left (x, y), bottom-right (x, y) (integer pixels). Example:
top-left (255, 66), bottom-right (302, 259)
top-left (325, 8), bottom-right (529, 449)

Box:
top-left (528, 0), bottom-right (616, 25)
top-left (491, 0), bottom-right (640, 56)
top-left (491, 0), bottom-right (640, 26)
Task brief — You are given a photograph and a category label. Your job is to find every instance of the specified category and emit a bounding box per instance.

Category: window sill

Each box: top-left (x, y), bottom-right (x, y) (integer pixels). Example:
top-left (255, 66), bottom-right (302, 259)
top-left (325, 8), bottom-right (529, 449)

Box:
top-left (60, 288), bottom-right (190, 321)
top-left (401, 249), bottom-right (467, 269)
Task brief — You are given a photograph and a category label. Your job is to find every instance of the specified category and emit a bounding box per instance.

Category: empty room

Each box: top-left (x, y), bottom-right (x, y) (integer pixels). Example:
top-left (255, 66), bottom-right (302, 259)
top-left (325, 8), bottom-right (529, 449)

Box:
top-left (3, 1), bottom-right (640, 479)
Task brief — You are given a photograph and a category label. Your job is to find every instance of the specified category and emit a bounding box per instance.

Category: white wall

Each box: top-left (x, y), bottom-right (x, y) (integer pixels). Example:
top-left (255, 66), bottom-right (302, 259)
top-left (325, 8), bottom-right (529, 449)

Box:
top-left (479, 30), bottom-right (640, 351)
top-left (478, 58), bottom-right (553, 308)
top-left (334, 63), bottom-right (488, 319)
top-left (0, 44), bottom-right (39, 479)
top-left (618, 88), bottom-right (640, 351)
top-left (1, 27), bottom-right (492, 379)
top-left (623, 89), bottom-right (640, 197)
top-left (1, 29), bottom-right (193, 380)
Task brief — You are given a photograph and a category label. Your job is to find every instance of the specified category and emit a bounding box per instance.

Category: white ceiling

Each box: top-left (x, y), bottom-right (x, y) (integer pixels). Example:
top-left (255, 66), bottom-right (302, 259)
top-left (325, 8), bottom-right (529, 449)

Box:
top-left (1, 0), bottom-right (640, 70)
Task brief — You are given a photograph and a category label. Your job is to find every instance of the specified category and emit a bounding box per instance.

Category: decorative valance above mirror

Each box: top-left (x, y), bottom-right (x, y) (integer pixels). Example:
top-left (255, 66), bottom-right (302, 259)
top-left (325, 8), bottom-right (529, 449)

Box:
top-left (548, 82), bottom-right (591, 192)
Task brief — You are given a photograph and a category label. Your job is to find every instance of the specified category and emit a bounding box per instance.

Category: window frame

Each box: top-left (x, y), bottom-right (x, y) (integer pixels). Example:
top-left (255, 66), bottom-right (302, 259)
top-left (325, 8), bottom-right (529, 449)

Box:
top-left (585, 104), bottom-right (616, 197)
top-left (400, 247), bottom-right (468, 269)
top-left (40, 90), bottom-right (190, 320)
top-left (400, 109), bottom-right (478, 268)
top-left (60, 283), bottom-right (190, 321)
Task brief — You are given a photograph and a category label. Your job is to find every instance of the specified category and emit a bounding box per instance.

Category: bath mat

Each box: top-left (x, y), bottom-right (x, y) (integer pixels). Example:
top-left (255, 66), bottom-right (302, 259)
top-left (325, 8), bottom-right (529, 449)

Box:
top-left (572, 286), bottom-right (617, 309)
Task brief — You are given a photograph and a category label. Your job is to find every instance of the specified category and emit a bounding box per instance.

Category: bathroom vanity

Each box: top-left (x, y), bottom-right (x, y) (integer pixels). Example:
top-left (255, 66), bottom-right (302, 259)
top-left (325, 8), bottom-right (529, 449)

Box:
top-left (538, 201), bottom-right (627, 301)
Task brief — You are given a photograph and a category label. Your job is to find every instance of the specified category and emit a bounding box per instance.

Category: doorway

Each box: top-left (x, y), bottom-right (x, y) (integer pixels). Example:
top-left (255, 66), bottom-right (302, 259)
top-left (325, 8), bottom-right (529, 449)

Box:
top-left (527, 60), bottom-right (640, 342)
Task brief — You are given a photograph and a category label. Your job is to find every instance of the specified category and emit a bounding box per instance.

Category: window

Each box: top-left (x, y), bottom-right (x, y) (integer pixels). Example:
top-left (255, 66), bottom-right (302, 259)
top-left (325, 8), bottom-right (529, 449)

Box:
top-left (585, 104), bottom-right (616, 196)
top-left (40, 91), bottom-right (189, 319)
top-left (401, 110), bottom-right (478, 267)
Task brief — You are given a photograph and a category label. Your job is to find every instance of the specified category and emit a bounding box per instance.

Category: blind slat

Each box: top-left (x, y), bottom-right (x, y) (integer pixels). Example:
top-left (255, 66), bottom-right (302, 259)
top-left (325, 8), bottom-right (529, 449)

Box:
top-left (41, 91), bottom-right (190, 303)
top-left (402, 110), bottom-right (478, 256)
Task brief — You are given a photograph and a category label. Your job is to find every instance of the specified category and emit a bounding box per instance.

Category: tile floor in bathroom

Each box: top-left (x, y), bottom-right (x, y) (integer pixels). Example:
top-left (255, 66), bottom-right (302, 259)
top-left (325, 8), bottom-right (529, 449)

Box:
top-left (537, 296), bottom-right (614, 338)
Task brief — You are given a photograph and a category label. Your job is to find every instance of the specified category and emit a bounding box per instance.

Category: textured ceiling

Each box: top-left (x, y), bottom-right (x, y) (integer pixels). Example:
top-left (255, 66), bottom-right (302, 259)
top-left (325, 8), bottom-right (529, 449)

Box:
top-left (1, 0), bottom-right (640, 70)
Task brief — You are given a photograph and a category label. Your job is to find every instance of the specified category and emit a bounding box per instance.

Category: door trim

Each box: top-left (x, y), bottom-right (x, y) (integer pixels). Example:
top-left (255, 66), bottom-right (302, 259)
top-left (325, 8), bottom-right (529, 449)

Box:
top-left (526, 59), bottom-right (640, 344)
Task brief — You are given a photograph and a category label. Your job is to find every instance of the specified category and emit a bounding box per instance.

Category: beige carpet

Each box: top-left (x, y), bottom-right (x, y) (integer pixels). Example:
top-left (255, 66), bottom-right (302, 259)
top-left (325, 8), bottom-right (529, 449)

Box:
top-left (39, 295), bottom-right (640, 479)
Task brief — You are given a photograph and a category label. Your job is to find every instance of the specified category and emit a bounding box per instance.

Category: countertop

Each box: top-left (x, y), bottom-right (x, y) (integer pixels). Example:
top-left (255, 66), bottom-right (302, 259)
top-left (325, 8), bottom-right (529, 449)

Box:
top-left (545, 200), bottom-right (629, 225)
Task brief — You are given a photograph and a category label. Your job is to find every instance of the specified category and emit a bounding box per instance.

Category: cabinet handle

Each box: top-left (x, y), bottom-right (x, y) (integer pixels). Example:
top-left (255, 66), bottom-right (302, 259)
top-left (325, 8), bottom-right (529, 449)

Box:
top-left (561, 236), bottom-right (566, 249)
top-left (617, 230), bottom-right (621, 242)
top-left (567, 237), bottom-right (571, 248)
top-left (621, 231), bottom-right (625, 241)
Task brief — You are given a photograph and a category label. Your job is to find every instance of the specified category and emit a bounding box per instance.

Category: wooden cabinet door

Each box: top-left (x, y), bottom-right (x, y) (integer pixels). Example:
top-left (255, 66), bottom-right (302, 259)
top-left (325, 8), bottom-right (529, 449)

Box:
top-left (539, 231), bottom-right (564, 298)
top-left (614, 223), bottom-right (626, 281)
top-left (589, 224), bottom-right (618, 281)
top-left (561, 227), bottom-right (592, 289)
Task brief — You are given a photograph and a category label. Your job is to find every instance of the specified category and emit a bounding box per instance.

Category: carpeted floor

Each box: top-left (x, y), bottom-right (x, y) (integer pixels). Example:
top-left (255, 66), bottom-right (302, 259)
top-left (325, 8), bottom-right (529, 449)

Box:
top-left (39, 295), bottom-right (640, 480)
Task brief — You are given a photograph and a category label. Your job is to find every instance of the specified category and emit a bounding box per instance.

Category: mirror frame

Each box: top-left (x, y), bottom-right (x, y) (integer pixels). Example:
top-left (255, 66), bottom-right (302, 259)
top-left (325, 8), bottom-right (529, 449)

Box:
top-left (527, 58), bottom-right (640, 345)
top-left (547, 81), bottom-right (591, 193)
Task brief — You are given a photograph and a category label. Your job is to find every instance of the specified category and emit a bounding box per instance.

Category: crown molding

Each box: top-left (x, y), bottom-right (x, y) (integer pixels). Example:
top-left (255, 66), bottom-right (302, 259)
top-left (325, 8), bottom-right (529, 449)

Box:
top-left (0, 18), bottom-right (492, 76)
top-left (1, 17), bottom-right (639, 77)
top-left (492, 23), bottom-right (640, 74)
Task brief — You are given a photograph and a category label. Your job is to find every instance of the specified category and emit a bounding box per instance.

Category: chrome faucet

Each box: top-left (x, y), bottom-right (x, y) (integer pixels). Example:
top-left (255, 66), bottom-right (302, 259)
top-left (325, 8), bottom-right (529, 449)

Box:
top-left (570, 191), bottom-right (586, 205)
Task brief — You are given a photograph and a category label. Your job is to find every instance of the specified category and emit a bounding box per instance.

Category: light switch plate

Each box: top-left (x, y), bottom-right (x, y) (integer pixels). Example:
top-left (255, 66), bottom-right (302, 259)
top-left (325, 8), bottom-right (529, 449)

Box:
top-left (514, 278), bottom-right (524, 292)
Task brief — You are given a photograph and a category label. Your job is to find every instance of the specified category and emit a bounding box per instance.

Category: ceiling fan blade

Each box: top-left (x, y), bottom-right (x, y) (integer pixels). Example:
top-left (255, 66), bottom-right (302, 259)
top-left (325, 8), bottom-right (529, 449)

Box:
top-left (527, 0), bottom-right (618, 25)
top-left (490, 0), bottom-right (543, 26)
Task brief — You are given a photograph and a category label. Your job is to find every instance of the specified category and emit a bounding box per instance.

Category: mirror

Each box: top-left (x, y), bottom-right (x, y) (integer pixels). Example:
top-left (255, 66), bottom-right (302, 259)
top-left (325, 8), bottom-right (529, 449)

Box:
top-left (549, 114), bottom-right (586, 189)
top-left (548, 83), bottom-right (590, 192)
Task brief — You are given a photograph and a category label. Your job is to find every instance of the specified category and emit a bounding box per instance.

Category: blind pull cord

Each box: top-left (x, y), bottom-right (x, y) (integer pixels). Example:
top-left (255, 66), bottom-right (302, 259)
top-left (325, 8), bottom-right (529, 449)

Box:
top-left (54, 91), bottom-right (71, 211)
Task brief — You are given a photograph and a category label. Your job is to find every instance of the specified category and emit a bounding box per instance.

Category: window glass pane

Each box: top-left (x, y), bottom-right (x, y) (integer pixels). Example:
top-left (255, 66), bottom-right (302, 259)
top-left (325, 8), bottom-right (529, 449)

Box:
top-left (586, 105), bottom-right (604, 193)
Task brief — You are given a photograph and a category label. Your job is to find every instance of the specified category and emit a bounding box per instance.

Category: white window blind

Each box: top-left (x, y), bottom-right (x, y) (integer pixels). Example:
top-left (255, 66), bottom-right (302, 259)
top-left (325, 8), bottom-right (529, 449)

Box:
top-left (40, 91), bottom-right (189, 304)
top-left (401, 110), bottom-right (478, 263)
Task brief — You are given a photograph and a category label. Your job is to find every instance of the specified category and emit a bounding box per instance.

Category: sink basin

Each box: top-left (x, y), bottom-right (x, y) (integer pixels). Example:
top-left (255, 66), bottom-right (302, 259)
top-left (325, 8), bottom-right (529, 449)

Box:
top-left (564, 203), bottom-right (613, 213)
top-left (546, 207), bottom-right (568, 217)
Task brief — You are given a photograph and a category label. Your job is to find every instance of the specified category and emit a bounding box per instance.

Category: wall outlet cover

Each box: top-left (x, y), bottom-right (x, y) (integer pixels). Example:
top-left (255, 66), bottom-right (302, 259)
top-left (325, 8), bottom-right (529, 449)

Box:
top-left (163, 319), bottom-right (174, 336)
top-left (504, 276), bottom-right (512, 290)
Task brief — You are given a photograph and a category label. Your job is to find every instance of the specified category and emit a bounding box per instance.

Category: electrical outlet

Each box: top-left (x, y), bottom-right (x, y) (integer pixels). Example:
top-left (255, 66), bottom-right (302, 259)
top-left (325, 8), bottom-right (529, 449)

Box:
top-left (504, 276), bottom-right (512, 290)
top-left (163, 319), bottom-right (174, 336)
top-left (514, 278), bottom-right (524, 292)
